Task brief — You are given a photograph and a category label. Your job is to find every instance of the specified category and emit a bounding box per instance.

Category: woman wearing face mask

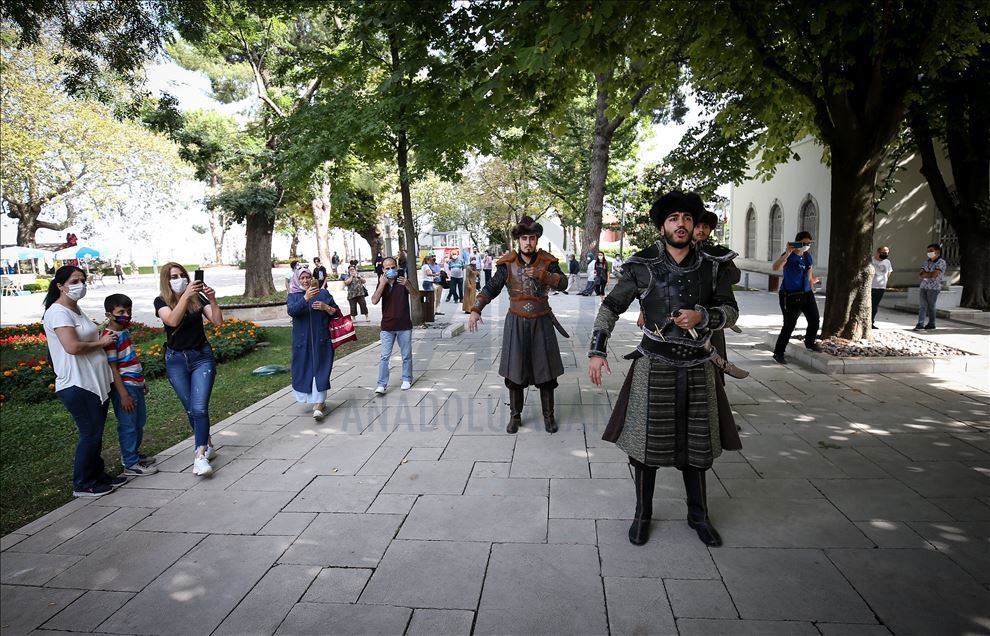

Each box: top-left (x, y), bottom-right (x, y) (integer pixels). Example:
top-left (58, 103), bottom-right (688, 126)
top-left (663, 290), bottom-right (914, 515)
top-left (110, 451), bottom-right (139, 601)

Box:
top-left (43, 265), bottom-right (125, 497)
top-left (287, 267), bottom-right (339, 418)
top-left (154, 263), bottom-right (223, 476)
top-left (343, 266), bottom-right (370, 322)
top-left (594, 252), bottom-right (610, 298)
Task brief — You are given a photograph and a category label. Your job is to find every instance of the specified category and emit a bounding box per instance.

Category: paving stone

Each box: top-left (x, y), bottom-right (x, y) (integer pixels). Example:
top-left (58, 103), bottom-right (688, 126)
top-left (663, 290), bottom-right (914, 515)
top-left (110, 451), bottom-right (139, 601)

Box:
top-left (283, 475), bottom-right (385, 513)
top-left (51, 507), bottom-right (151, 555)
top-left (288, 436), bottom-right (386, 476)
top-left (591, 462), bottom-right (632, 478)
top-left (877, 461), bottom-right (990, 498)
top-left (88, 487), bottom-right (184, 508)
top-left (406, 446), bottom-right (444, 460)
top-left (0, 552), bottom-right (82, 585)
top-left (720, 478), bottom-right (822, 499)
top-left (356, 444), bottom-right (410, 476)
top-left (229, 471), bottom-right (315, 492)
top-left (0, 585), bottom-right (84, 635)
top-left (189, 457), bottom-right (263, 490)
top-left (476, 543), bottom-right (606, 635)
top-left (41, 590), bottom-right (133, 632)
top-left (381, 460), bottom-right (473, 495)
top-left (258, 512), bottom-right (317, 536)
top-left (13, 497), bottom-right (90, 535)
top-left (665, 578), bottom-right (738, 619)
top-left (240, 433), bottom-right (322, 460)
top-left (301, 568), bottom-right (372, 603)
top-left (709, 499), bottom-right (873, 548)
top-left (133, 489), bottom-right (294, 534)
top-left (275, 603), bottom-right (411, 635)
top-left (853, 520), bottom-right (929, 548)
top-left (99, 535), bottom-right (291, 636)
top-left (440, 435), bottom-right (515, 462)
top-left (604, 577), bottom-right (677, 636)
top-left (812, 478), bottom-right (953, 521)
top-left (827, 548), bottom-right (990, 636)
top-left (250, 458), bottom-right (296, 474)
top-left (713, 548), bottom-right (875, 623)
top-left (279, 513), bottom-right (403, 567)
top-left (929, 497), bottom-right (990, 521)
top-left (213, 564), bottom-right (321, 636)
top-left (47, 531), bottom-right (202, 591)
top-left (597, 520), bottom-right (719, 579)
top-left (549, 478), bottom-right (631, 519)
top-left (211, 422), bottom-right (288, 447)
top-left (119, 470), bottom-right (200, 490)
top-left (816, 624), bottom-right (893, 636)
top-left (676, 618), bottom-right (820, 635)
top-left (816, 448), bottom-right (891, 478)
top-left (366, 493), bottom-right (419, 514)
top-left (0, 533), bottom-right (28, 551)
top-left (470, 461), bottom-right (510, 478)
top-left (398, 494), bottom-right (547, 542)
top-left (360, 539), bottom-right (489, 609)
top-left (7, 505), bottom-right (114, 554)
top-left (908, 521), bottom-right (990, 584)
top-left (713, 462), bottom-right (760, 479)
top-left (463, 477), bottom-right (549, 497)
top-left (406, 609), bottom-right (475, 636)
top-left (509, 434), bottom-right (590, 478)
top-left (548, 518), bottom-right (598, 545)
top-left (881, 433), bottom-right (990, 461)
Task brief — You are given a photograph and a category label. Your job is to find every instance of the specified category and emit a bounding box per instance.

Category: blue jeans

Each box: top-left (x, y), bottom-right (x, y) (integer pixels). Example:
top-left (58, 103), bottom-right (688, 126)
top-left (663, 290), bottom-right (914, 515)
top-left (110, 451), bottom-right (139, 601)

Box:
top-left (58, 386), bottom-right (110, 490)
top-left (110, 384), bottom-right (147, 467)
top-left (378, 330), bottom-right (412, 387)
top-left (165, 345), bottom-right (216, 449)
top-left (918, 288), bottom-right (939, 327)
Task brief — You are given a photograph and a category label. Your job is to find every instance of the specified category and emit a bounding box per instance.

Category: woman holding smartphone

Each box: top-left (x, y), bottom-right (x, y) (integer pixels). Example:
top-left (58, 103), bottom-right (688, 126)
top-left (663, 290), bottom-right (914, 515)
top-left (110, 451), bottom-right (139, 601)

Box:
top-left (287, 267), bottom-right (339, 418)
top-left (154, 262), bottom-right (223, 476)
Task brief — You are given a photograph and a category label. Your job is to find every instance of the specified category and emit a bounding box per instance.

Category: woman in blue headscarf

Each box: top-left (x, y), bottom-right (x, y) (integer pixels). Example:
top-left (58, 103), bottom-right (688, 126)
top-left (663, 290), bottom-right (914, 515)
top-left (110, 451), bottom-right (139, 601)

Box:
top-left (287, 267), bottom-right (339, 418)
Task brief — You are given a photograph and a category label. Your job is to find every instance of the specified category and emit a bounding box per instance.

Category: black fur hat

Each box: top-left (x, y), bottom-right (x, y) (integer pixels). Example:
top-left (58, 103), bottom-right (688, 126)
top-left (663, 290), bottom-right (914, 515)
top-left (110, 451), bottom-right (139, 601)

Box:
top-left (648, 190), bottom-right (707, 229)
top-left (511, 215), bottom-right (543, 239)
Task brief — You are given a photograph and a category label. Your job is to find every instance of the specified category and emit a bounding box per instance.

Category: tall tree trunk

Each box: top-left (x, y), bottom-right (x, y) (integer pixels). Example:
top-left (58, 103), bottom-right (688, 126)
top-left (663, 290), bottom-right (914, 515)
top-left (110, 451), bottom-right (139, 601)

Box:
top-left (821, 146), bottom-right (881, 340)
top-left (289, 228), bottom-right (300, 259)
top-left (207, 210), bottom-right (226, 264)
top-left (8, 200), bottom-right (73, 247)
top-left (397, 128), bottom-right (423, 325)
top-left (243, 212), bottom-right (276, 297)
top-left (957, 229), bottom-right (990, 309)
top-left (582, 74), bottom-right (614, 260)
top-left (356, 223), bottom-right (384, 264)
top-left (311, 181), bottom-right (332, 269)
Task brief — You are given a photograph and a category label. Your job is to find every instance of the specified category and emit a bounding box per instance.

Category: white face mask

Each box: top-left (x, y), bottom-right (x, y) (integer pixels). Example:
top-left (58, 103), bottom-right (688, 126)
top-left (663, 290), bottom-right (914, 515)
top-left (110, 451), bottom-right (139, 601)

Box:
top-left (64, 282), bottom-right (87, 301)
top-left (801, 245), bottom-right (811, 253)
top-left (927, 252), bottom-right (937, 259)
top-left (170, 278), bottom-right (189, 294)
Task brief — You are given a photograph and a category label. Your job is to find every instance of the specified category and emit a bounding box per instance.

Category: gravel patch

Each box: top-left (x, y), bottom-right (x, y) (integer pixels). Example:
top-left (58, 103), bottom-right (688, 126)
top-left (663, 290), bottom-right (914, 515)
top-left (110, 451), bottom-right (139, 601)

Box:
top-left (818, 330), bottom-right (970, 358)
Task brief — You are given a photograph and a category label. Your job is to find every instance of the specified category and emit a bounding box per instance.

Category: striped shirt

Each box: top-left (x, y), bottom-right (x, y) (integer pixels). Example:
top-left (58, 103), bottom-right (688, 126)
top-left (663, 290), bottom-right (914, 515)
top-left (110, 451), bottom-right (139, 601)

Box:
top-left (102, 328), bottom-right (145, 386)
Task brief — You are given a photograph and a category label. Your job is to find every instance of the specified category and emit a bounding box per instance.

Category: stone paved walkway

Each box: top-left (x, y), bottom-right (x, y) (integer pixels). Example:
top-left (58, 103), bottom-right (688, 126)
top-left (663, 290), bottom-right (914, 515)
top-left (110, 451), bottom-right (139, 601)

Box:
top-left (2, 291), bottom-right (989, 635)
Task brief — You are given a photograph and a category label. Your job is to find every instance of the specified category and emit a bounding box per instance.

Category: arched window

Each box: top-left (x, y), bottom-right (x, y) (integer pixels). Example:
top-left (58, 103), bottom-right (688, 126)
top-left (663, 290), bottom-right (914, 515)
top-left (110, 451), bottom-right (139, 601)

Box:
top-left (745, 207), bottom-right (757, 258)
top-left (799, 198), bottom-right (819, 260)
top-left (768, 204), bottom-right (783, 260)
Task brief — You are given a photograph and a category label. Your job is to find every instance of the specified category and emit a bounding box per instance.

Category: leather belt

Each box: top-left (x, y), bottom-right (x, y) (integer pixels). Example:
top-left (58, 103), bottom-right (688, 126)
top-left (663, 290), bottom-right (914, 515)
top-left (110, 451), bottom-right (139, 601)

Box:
top-left (508, 296), bottom-right (551, 318)
top-left (638, 336), bottom-right (710, 363)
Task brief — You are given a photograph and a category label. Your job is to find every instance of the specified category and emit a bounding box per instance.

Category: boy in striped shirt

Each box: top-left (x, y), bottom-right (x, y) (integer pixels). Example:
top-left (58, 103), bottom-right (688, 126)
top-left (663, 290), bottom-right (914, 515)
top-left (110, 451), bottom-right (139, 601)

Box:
top-left (102, 294), bottom-right (157, 476)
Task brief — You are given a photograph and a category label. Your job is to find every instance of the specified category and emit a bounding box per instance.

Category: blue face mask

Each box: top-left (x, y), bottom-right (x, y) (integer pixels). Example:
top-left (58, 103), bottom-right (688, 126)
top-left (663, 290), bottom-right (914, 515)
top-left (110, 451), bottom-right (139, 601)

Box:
top-left (385, 268), bottom-right (398, 280)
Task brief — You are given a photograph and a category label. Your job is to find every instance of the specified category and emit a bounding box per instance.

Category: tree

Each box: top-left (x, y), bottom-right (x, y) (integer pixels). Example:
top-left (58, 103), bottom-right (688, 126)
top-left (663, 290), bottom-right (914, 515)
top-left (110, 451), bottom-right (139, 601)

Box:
top-left (1, 31), bottom-right (186, 246)
top-left (908, 25), bottom-right (990, 309)
top-left (667, 0), bottom-right (988, 339)
top-left (174, 2), bottom-right (323, 296)
top-left (487, 2), bottom-right (684, 260)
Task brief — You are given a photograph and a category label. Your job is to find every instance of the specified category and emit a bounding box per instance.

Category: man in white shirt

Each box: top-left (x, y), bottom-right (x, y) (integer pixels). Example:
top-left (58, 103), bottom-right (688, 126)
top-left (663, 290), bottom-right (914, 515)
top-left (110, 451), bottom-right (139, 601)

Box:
top-left (871, 246), bottom-right (893, 329)
top-left (578, 255), bottom-right (597, 295)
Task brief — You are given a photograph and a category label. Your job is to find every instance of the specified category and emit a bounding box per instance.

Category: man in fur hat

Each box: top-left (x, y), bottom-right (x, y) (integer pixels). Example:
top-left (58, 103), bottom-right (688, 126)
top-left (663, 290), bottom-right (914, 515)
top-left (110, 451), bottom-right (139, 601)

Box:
top-left (588, 191), bottom-right (741, 547)
top-left (468, 215), bottom-right (569, 434)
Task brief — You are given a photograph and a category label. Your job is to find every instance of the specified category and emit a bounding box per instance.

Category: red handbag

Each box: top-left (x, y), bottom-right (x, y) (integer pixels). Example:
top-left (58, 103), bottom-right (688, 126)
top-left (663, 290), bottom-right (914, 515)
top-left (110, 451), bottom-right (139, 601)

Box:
top-left (329, 314), bottom-right (357, 349)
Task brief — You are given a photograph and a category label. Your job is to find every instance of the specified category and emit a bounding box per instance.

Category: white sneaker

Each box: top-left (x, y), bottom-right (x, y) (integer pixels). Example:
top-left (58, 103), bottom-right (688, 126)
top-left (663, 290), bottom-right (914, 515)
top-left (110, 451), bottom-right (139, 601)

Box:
top-left (375, 386), bottom-right (386, 395)
top-left (313, 409), bottom-right (325, 419)
top-left (192, 455), bottom-right (213, 476)
top-left (401, 381), bottom-right (412, 390)
top-left (205, 445), bottom-right (217, 460)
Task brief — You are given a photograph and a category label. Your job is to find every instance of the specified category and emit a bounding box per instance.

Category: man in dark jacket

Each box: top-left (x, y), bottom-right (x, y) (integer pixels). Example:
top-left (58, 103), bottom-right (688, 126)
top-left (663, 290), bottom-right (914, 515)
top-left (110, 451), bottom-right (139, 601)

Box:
top-left (468, 216), bottom-right (569, 434)
top-left (588, 191), bottom-right (741, 548)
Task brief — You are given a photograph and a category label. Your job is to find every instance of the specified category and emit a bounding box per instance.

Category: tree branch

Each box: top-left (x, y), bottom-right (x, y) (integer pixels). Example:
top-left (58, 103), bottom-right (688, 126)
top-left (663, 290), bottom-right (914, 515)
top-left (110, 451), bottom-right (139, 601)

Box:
top-left (909, 106), bottom-right (959, 227)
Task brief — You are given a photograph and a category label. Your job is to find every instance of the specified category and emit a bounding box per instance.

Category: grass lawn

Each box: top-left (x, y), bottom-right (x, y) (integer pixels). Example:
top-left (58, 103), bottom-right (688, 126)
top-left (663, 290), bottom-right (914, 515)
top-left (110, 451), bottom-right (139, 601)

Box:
top-left (0, 324), bottom-right (380, 536)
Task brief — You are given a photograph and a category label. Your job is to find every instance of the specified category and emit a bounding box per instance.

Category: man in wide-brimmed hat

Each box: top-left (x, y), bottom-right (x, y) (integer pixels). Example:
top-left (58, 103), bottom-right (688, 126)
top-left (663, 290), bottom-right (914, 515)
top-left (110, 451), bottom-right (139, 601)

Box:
top-left (588, 190), bottom-right (742, 548)
top-left (468, 215), bottom-right (568, 434)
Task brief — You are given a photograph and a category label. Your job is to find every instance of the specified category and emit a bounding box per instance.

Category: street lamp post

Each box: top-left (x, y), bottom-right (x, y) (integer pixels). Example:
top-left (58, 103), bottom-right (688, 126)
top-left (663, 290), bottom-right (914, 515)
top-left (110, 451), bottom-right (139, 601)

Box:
top-left (619, 197), bottom-right (626, 259)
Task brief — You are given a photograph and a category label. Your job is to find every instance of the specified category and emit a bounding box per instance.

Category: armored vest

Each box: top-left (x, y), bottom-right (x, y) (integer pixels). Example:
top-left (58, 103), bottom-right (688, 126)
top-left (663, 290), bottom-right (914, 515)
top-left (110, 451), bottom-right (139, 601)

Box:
top-left (503, 252), bottom-right (554, 318)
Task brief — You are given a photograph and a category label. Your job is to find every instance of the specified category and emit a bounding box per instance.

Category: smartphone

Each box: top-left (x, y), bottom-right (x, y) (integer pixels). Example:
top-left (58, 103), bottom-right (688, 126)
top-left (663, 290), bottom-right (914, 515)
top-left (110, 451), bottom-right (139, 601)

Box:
top-left (398, 268), bottom-right (407, 278)
top-left (193, 269), bottom-right (209, 304)
top-left (787, 242), bottom-right (803, 249)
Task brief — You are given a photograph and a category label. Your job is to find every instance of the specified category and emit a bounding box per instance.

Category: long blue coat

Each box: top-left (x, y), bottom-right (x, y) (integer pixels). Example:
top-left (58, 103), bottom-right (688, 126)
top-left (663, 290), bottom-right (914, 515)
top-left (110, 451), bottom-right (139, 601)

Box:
top-left (287, 290), bottom-right (337, 393)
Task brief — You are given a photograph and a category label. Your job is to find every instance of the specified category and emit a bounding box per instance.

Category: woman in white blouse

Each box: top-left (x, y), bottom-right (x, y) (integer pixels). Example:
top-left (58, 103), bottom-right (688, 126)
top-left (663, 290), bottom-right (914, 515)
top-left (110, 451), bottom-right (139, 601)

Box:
top-left (42, 265), bottom-right (123, 498)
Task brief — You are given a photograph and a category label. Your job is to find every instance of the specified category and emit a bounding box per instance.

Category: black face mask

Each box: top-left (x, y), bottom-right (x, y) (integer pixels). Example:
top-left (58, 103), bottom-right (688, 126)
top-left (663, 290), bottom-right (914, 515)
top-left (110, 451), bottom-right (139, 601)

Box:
top-left (878, 253), bottom-right (889, 260)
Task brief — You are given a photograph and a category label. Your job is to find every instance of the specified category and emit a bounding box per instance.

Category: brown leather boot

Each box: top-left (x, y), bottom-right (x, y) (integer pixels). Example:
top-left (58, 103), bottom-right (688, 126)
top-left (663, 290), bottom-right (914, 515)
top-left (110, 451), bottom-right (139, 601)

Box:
top-left (540, 387), bottom-right (557, 434)
top-left (506, 387), bottom-right (524, 434)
